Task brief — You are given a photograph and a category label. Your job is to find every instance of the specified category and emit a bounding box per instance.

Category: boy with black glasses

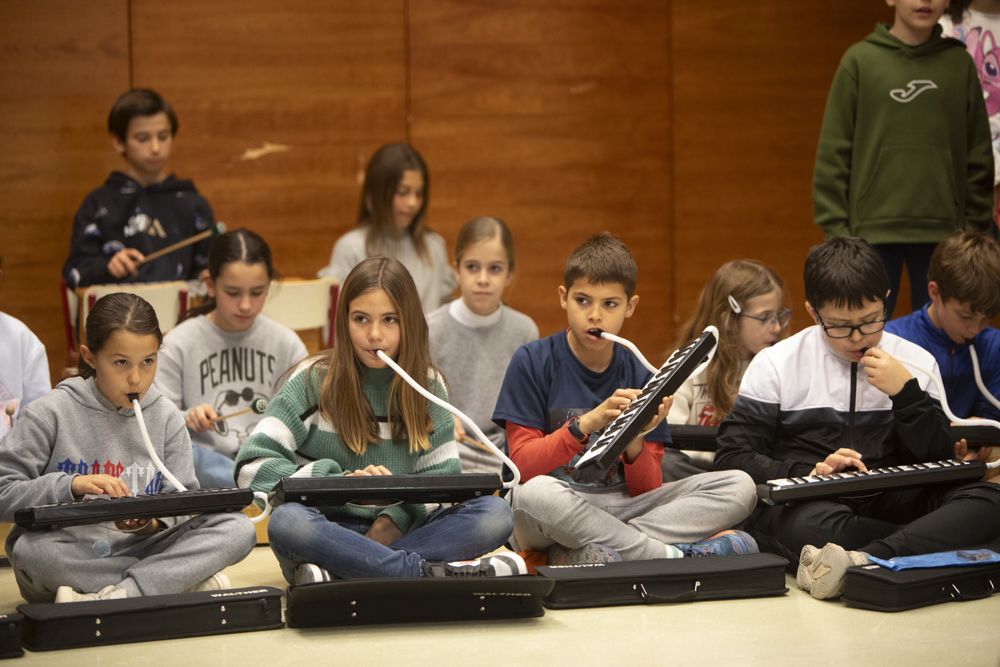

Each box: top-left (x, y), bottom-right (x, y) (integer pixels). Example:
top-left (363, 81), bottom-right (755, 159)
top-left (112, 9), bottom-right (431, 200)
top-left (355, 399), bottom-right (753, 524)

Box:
top-left (714, 236), bottom-right (1000, 600)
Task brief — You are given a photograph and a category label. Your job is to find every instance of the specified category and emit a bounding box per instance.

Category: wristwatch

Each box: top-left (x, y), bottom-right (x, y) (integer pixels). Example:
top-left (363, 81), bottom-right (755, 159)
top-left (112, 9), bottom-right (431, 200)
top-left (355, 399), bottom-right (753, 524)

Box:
top-left (566, 416), bottom-right (589, 444)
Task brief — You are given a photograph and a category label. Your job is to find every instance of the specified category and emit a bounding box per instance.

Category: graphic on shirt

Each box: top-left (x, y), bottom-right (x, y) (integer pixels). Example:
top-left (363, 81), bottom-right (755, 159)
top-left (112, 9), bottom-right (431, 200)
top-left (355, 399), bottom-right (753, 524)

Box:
top-left (57, 458), bottom-right (166, 495)
top-left (889, 79), bottom-right (938, 103)
top-left (696, 404), bottom-right (718, 427)
top-left (212, 386), bottom-right (267, 446)
top-left (198, 348), bottom-right (278, 396)
top-left (965, 27), bottom-right (1000, 115)
top-left (123, 212), bottom-right (167, 239)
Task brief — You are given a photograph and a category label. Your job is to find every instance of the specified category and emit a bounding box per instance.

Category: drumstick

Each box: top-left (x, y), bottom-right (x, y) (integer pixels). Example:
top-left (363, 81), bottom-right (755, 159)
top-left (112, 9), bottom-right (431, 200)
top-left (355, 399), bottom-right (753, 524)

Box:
top-left (213, 397), bottom-right (268, 423)
top-left (4, 401), bottom-right (15, 427)
top-left (135, 221), bottom-right (227, 267)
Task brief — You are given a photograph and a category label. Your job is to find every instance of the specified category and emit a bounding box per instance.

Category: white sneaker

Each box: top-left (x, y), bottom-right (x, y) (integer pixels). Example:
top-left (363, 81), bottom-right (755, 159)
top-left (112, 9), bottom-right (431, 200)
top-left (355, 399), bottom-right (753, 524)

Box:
top-left (189, 572), bottom-right (231, 593)
top-left (54, 584), bottom-right (128, 603)
top-left (294, 563), bottom-right (331, 585)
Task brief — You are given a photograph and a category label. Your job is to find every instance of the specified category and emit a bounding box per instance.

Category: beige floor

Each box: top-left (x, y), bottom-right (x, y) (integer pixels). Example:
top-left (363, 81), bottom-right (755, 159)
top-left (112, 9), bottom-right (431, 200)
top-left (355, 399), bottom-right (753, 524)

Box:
top-left (1, 546), bottom-right (998, 667)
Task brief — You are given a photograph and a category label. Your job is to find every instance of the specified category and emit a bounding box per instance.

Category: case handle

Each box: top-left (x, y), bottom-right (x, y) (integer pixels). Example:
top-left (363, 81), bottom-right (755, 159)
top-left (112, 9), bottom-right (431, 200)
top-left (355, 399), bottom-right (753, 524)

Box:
top-left (633, 580), bottom-right (701, 604)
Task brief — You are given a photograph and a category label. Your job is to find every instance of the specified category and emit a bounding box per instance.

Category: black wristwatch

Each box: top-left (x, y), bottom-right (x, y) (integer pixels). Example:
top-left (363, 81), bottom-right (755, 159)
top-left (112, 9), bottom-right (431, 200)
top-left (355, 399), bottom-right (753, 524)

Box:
top-left (566, 416), bottom-right (589, 444)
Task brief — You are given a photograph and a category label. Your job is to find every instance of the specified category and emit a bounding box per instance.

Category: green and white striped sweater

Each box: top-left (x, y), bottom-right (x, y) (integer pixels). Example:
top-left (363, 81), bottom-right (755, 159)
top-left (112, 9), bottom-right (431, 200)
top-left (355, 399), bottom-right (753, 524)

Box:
top-left (235, 364), bottom-right (459, 533)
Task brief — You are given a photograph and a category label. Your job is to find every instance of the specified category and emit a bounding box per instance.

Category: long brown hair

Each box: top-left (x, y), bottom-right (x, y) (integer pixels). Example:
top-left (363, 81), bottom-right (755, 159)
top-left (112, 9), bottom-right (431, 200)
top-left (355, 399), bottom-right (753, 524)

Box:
top-left (358, 143), bottom-right (432, 262)
top-left (674, 260), bottom-right (784, 422)
top-left (311, 256), bottom-right (434, 454)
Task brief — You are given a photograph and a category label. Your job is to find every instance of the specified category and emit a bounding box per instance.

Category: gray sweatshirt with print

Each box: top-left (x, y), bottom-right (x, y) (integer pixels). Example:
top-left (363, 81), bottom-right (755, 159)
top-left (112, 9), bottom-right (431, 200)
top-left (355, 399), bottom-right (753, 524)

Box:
top-left (0, 376), bottom-right (196, 538)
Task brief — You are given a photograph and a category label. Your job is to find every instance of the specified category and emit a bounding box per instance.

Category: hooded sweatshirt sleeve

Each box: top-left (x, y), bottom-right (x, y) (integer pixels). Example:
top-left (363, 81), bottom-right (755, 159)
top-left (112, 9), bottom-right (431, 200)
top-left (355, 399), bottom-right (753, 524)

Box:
top-left (0, 405), bottom-right (75, 522)
top-left (63, 191), bottom-right (116, 288)
top-left (813, 54), bottom-right (858, 240)
top-left (965, 58), bottom-right (995, 231)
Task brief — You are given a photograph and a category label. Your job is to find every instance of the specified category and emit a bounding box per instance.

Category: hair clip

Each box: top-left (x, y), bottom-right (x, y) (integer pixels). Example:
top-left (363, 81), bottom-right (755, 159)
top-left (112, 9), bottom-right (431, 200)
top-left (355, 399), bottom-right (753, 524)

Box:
top-left (727, 294), bottom-right (742, 315)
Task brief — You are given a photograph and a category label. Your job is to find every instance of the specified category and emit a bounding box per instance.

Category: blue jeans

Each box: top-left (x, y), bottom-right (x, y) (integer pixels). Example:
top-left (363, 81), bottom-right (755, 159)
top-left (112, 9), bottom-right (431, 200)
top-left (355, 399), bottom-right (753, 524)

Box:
top-left (267, 495), bottom-right (513, 581)
top-left (191, 443), bottom-right (236, 489)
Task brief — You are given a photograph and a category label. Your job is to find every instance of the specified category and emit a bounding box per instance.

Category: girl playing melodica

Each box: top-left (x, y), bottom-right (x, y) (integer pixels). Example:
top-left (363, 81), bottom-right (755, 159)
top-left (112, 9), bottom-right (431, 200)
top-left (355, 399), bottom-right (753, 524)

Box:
top-left (236, 257), bottom-right (523, 584)
top-left (0, 293), bottom-right (254, 602)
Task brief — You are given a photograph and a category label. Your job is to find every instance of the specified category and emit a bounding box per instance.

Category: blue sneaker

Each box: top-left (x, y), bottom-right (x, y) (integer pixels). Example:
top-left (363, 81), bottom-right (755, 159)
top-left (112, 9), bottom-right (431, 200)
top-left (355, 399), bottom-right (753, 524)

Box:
top-left (677, 530), bottom-right (759, 557)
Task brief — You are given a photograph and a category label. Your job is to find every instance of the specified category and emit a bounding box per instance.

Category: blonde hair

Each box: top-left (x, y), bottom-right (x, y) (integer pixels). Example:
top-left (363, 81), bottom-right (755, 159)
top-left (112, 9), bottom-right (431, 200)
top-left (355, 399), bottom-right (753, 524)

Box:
top-left (310, 256), bottom-right (434, 454)
top-left (674, 260), bottom-right (784, 422)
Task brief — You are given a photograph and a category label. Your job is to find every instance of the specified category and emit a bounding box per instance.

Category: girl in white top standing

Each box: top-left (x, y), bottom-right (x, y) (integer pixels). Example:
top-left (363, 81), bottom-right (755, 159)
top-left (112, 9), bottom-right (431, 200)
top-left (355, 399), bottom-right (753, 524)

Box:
top-left (318, 143), bottom-right (455, 311)
top-left (156, 229), bottom-right (307, 488)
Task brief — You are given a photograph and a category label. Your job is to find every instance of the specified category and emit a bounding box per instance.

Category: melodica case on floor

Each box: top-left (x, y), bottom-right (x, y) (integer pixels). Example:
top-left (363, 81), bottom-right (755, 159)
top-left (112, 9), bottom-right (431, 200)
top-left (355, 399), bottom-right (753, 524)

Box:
top-left (843, 561), bottom-right (1000, 612)
top-left (0, 613), bottom-right (22, 659)
top-left (285, 577), bottom-right (554, 628)
top-left (536, 554), bottom-right (788, 609)
top-left (17, 587), bottom-right (283, 651)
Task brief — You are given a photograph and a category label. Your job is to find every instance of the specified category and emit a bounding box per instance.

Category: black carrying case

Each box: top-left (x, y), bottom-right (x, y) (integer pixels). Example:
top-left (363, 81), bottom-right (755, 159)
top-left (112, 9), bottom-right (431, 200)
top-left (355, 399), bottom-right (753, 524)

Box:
top-left (285, 576), bottom-right (554, 628)
top-left (536, 553), bottom-right (788, 609)
top-left (843, 561), bottom-right (1000, 612)
top-left (0, 613), bottom-right (22, 659)
top-left (17, 586), bottom-right (283, 651)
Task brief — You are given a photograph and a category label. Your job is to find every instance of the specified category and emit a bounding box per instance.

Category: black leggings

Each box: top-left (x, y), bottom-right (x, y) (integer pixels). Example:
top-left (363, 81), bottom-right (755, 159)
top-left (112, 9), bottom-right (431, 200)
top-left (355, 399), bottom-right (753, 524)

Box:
top-left (747, 480), bottom-right (1000, 561)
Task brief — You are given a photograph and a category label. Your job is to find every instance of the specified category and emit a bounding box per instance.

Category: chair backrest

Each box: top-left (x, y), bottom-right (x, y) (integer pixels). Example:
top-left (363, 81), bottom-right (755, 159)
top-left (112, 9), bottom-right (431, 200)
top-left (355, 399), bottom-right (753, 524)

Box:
top-left (80, 281), bottom-right (190, 344)
top-left (262, 277), bottom-right (339, 349)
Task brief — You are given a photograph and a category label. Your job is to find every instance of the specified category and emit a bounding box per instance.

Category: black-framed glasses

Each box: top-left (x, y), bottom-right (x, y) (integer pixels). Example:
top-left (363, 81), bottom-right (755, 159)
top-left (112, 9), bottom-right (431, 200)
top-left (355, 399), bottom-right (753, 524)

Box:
top-left (815, 311), bottom-right (886, 339)
top-left (739, 308), bottom-right (792, 329)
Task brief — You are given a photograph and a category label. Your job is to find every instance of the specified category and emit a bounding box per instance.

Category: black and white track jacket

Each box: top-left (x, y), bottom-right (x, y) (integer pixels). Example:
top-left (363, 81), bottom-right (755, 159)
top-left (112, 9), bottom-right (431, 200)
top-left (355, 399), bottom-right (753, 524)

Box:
top-left (715, 326), bottom-right (952, 484)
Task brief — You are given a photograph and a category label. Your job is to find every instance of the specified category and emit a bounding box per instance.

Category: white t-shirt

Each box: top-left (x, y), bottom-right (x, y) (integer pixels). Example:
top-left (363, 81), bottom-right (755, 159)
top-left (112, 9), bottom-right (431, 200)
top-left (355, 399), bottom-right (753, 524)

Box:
top-left (0, 311), bottom-right (50, 439)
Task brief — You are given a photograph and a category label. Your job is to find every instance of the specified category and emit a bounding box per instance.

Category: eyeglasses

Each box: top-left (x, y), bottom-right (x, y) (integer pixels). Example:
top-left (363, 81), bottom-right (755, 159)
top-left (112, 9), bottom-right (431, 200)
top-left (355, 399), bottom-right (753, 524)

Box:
top-left (814, 311), bottom-right (886, 339)
top-left (739, 308), bottom-right (792, 329)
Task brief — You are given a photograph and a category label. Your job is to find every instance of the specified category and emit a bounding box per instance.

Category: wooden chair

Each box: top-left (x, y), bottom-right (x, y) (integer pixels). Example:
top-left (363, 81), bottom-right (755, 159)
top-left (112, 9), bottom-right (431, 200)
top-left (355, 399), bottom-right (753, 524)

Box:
top-left (61, 280), bottom-right (191, 373)
top-left (262, 277), bottom-right (339, 354)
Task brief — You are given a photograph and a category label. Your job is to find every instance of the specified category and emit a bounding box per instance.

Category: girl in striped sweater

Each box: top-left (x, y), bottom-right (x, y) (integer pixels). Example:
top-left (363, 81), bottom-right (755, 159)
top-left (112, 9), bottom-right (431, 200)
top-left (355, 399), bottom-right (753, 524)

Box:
top-left (235, 257), bottom-right (521, 583)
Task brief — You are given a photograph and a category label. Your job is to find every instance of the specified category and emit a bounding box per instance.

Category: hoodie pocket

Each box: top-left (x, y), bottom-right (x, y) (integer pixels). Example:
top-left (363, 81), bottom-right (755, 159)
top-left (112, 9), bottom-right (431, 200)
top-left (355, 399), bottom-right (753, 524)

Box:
top-left (856, 146), bottom-right (958, 222)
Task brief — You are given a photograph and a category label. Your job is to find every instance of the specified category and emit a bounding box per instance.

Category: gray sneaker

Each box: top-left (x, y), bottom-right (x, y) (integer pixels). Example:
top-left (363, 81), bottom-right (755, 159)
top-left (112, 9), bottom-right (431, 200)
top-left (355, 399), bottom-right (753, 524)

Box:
top-left (547, 542), bottom-right (622, 566)
top-left (797, 543), bottom-right (869, 599)
top-left (421, 552), bottom-right (528, 577)
top-left (294, 563), bottom-right (332, 585)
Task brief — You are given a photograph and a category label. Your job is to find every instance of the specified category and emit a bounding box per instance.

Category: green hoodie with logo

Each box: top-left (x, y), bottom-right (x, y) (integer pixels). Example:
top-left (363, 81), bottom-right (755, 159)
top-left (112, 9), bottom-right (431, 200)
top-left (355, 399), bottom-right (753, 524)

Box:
top-left (813, 23), bottom-right (994, 243)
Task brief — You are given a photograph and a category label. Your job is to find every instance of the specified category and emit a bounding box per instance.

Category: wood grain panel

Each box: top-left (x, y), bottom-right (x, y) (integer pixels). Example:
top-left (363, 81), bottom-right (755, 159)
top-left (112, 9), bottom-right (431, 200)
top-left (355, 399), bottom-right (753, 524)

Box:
top-left (410, 0), bottom-right (673, 361)
top-left (672, 2), bottom-right (891, 337)
top-left (129, 0), bottom-right (408, 284)
top-left (0, 1), bottom-right (129, 381)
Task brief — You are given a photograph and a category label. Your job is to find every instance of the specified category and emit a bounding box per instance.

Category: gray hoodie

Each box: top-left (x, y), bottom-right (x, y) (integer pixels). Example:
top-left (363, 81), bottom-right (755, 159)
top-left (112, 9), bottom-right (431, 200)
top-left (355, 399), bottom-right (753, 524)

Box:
top-left (0, 376), bottom-right (197, 533)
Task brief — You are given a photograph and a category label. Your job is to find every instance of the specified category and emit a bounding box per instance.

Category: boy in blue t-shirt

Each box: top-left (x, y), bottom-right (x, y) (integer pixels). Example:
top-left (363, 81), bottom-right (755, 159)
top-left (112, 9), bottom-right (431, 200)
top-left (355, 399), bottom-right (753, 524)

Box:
top-left (886, 230), bottom-right (1000, 422)
top-left (493, 233), bottom-right (758, 566)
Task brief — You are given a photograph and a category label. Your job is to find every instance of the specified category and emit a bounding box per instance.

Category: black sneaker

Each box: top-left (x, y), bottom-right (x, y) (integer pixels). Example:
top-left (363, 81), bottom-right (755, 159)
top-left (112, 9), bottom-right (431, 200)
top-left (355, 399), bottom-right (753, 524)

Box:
top-left (421, 552), bottom-right (528, 577)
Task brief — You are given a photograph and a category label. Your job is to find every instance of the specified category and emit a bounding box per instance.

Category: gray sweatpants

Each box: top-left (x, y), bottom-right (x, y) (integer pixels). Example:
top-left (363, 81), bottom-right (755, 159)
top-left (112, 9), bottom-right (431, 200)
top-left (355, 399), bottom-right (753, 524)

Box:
top-left (10, 512), bottom-right (255, 603)
top-left (510, 470), bottom-right (757, 561)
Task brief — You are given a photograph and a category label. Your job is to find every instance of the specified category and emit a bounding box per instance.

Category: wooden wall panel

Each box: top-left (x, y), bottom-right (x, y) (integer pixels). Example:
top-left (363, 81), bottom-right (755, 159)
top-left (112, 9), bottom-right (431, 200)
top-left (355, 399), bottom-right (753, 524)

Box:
top-left (129, 0), bottom-right (408, 282)
top-left (409, 1), bottom-right (674, 361)
top-left (671, 2), bottom-right (891, 334)
top-left (0, 1), bottom-right (129, 382)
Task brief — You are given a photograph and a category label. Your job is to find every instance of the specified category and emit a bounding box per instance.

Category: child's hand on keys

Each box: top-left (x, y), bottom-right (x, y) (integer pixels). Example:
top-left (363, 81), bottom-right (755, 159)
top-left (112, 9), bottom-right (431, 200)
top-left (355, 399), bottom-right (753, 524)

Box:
top-left (71, 474), bottom-right (130, 499)
top-left (623, 395), bottom-right (672, 462)
top-left (580, 388), bottom-right (642, 436)
top-left (955, 439), bottom-right (1000, 483)
top-left (347, 465), bottom-right (393, 477)
top-left (809, 448), bottom-right (867, 477)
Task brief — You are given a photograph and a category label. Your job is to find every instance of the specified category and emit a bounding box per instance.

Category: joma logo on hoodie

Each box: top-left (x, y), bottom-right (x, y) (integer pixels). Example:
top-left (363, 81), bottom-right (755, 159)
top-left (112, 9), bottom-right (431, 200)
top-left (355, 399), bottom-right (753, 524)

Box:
top-left (890, 80), bottom-right (938, 103)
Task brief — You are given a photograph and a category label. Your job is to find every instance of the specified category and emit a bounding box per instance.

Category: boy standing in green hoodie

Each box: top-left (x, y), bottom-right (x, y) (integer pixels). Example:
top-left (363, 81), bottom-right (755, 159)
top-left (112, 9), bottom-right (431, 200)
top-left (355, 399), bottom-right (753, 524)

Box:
top-left (813, 0), bottom-right (994, 318)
